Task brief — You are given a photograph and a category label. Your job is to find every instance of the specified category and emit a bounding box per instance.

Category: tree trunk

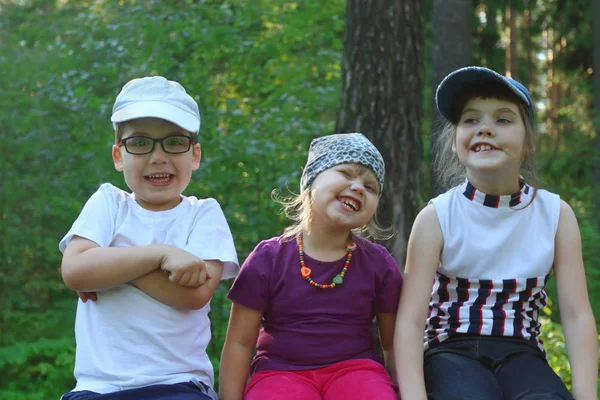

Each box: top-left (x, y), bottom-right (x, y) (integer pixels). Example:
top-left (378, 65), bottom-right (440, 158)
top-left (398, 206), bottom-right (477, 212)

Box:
top-left (430, 0), bottom-right (472, 194)
top-left (336, 0), bottom-right (424, 267)
top-left (523, 4), bottom-right (536, 90)
top-left (504, 5), bottom-right (519, 78)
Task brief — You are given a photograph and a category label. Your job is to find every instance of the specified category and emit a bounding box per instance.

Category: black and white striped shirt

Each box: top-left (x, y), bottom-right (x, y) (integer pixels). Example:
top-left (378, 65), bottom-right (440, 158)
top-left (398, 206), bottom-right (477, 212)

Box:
top-left (425, 180), bottom-right (560, 351)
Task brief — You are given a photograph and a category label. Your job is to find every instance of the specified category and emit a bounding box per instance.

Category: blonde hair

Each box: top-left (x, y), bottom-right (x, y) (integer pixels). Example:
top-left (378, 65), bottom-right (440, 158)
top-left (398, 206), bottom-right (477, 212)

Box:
top-left (273, 187), bottom-right (392, 242)
top-left (434, 93), bottom-right (539, 207)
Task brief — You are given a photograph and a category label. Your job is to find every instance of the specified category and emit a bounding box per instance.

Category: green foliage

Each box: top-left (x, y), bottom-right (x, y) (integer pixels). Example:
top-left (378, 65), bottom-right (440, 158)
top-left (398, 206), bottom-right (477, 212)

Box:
top-left (1, 0), bottom-right (345, 396)
top-left (541, 317), bottom-right (572, 386)
top-left (542, 317), bottom-right (600, 394)
top-left (0, 337), bottom-right (75, 400)
top-left (1, 0), bottom-right (598, 397)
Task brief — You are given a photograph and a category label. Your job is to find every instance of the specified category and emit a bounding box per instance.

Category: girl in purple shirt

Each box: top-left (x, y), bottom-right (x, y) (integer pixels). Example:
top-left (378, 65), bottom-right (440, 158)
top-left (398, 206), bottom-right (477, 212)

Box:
top-left (219, 133), bottom-right (403, 400)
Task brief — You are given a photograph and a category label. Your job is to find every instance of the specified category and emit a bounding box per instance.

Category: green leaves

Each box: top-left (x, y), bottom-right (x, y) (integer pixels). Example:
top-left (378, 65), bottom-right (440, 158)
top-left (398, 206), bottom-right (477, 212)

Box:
top-left (1, 0), bottom-right (345, 395)
top-left (2, 0), bottom-right (598, 396)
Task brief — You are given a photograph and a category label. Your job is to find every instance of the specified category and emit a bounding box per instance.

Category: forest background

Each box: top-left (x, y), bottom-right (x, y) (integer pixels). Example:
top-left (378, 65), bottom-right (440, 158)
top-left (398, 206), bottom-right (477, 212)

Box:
top-left (1, 0), bottom-right (600, 398)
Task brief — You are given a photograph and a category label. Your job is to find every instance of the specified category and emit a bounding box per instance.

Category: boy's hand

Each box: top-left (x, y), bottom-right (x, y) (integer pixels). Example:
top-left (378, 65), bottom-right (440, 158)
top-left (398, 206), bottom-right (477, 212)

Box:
top-left (160, 248), bottom-right (212, 287)
top-left (77, 291), bottom-right (97, 302)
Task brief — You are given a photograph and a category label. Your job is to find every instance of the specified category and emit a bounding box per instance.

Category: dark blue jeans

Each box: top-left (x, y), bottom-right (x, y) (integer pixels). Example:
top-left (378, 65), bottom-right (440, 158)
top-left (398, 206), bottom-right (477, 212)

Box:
top-left (61, 381), bottom-right (216, 400)
top-left (424, 335), bottom-right (573, 400)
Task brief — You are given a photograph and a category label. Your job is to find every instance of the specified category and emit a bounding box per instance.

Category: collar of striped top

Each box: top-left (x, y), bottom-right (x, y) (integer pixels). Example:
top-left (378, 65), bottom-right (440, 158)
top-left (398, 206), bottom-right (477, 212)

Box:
top-left (461, 179), bottom-right (530, 208)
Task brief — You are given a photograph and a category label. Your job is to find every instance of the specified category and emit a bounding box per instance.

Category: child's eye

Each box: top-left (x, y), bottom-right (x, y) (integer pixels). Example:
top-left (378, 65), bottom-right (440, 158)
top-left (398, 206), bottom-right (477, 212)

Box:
top-left (365, 185), bottom-right (375, 193)
top-left (131, 138), bottom-right (150, 147)
top-left (497, 117), bottom-right (512, 123)
top-left (462, 117), bottom-right (477, 124)
top-left (166, 137), bottom-right (184, 145)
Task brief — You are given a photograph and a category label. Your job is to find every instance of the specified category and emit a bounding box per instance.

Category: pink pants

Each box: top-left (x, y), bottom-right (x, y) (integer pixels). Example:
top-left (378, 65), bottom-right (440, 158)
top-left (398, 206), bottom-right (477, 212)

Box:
top-left (244, 358), bottom-right (398, 400)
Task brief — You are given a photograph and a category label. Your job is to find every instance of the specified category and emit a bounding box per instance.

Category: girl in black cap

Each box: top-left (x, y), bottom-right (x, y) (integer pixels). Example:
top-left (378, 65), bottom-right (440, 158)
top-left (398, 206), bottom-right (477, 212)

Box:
top-left (394, 66), bottom-right (597, 400)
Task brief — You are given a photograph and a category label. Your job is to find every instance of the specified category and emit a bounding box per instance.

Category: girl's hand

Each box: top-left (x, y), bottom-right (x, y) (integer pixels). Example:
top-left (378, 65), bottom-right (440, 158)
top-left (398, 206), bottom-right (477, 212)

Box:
top-left (160, 247), bottom-right (212, 287)
top-left (77, 291), bottom-right (97, 302)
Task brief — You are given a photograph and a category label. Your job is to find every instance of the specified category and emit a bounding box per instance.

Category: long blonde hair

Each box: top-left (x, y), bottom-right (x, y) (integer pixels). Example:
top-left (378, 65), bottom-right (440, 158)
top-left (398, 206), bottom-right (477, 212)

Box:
top-left (434, 86), bottom-right (539, 205)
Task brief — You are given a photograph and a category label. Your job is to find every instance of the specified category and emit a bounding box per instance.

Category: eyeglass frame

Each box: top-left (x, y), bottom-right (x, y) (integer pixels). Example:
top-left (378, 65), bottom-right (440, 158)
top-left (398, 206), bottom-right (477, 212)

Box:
top-left (117, 135), bottom-right (197, 155)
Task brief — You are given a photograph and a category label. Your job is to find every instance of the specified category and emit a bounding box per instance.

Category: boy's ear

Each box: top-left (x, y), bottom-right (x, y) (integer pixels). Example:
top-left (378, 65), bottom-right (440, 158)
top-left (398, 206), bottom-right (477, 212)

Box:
top-left (192, 143), bottom-right (201, 170)
top-left (112, 145), bottom-right (124, 171)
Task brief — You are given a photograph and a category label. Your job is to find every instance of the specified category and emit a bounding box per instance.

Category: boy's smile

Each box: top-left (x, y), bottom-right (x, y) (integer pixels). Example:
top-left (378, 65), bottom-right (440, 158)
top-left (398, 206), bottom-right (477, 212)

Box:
top-left (112, 118), bottom-right (201, 211)
top-left (145, 173), bottom-right (175, 186)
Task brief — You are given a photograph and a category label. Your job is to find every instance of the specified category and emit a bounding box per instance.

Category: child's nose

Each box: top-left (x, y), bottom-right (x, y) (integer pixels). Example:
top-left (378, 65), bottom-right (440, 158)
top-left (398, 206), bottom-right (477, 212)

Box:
top-left (476, 122), bottom-right (494, 136)
top-left (350, 181), bottom-right (366, 193)
top-left (149, 144), bottom-right (168, 163)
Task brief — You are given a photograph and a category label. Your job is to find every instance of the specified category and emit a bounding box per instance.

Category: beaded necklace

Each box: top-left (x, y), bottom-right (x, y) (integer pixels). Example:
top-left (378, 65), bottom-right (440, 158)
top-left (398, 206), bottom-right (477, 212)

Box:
top-left (297, 233), bottom-right (356, 289)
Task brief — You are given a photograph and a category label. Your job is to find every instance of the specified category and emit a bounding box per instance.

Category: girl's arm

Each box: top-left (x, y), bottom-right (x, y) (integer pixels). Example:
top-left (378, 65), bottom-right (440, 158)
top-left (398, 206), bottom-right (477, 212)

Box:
top-left (394, 204), bottom-right (443, 400)
top-left (130, 261), bottom-right (223, 309)
top-left (554, 200), bottom-right (598, 400)
top-left (377, 312), bottom-right (398, 383)
top-left (219, 301), bottom-right (263, 400)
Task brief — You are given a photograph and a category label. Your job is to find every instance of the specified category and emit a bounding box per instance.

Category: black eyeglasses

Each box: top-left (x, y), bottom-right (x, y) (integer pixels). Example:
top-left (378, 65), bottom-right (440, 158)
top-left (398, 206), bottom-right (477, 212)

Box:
top-left (118, 135), bottom-right (195, 155)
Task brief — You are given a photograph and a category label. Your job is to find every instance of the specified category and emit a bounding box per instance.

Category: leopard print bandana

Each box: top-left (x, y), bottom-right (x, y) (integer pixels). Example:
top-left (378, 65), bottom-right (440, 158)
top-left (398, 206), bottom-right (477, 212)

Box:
top-left (300, 133), bottom-right (385, 194)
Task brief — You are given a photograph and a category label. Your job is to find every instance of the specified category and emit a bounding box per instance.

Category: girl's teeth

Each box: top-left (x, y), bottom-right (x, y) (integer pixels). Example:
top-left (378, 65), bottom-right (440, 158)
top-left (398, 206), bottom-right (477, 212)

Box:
top-left (475, 145), bottom-right (493, 152)
top-left (341, 198), bottom-right (359, 211)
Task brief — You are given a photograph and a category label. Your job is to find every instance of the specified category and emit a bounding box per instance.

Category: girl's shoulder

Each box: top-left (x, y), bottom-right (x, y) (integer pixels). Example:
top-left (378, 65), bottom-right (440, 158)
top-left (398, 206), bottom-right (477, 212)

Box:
top-left (531, 187), bottom-right (560, 202)
top-left (250, 234), bottom-right (294, 255)
top-left (428, 184), bottom-right (462, 208)
top-left (353, 235), bottom-right (395, 261)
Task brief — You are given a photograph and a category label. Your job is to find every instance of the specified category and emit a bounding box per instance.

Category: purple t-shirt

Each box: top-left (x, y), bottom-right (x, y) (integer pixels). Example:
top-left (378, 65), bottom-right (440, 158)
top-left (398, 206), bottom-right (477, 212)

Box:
top-left (227, 235), bottom-right (403, 375)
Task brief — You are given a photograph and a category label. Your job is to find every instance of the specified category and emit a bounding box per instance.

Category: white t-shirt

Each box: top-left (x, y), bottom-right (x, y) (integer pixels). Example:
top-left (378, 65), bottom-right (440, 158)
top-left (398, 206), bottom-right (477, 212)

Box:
top-left (59, 183), bottom-right (239, 393)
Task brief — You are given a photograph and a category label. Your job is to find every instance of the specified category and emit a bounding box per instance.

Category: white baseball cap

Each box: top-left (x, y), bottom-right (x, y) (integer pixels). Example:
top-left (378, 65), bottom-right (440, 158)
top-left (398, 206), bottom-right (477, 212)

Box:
top-left (111, 76), bottom-right (201, 133)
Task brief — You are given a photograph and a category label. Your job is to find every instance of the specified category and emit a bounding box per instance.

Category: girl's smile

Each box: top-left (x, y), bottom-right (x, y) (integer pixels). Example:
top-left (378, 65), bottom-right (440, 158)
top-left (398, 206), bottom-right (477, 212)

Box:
top-left (455, 98), bottom-right (525, 194)
top-left (338, 195), bottom-right (362, 212)
top-left (310, 163), bottom-right (379, 232)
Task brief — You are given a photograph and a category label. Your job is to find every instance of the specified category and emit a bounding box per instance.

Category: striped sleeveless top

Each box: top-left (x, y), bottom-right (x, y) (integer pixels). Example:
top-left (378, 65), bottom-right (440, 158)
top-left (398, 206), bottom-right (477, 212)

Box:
top-left (426, 181), bottom-right (561, 352)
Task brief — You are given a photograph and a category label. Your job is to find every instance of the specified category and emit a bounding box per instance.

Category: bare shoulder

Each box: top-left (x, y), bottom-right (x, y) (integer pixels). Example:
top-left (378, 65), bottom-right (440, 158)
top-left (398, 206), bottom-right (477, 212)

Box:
top-left (411, 204), bottom-right (443, 243)
top-left (554, 199), bottom-right (583, 275)
top-left (556, 199), bottom-right (580, 238)
top-left (558, 198), bottom-right (576, 219)
top-left (404, 203), bottom-right (443, 273)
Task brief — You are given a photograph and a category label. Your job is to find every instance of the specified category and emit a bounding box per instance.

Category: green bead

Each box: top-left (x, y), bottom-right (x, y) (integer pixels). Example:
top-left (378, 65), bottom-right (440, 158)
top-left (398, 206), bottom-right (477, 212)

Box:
top-left (333, 274), bottom-right (344, 285)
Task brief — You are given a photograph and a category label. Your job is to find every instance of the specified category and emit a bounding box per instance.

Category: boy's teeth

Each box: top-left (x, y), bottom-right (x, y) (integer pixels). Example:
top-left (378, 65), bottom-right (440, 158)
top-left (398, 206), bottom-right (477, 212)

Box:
top-left (147, 174), bottom-right (172, 182)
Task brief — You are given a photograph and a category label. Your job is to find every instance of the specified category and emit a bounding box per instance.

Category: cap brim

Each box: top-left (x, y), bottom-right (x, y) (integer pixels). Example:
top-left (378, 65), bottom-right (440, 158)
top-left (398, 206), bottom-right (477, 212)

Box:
top-left (111, 101), bottom-right (200, 133)
top-left (435, 67), bottom-right (530, 123)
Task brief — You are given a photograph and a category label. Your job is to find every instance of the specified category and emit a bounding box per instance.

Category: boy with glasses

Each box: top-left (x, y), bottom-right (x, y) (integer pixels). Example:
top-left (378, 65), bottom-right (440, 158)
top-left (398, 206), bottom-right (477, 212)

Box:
top-left (59, 76), bottom-right (239, 400)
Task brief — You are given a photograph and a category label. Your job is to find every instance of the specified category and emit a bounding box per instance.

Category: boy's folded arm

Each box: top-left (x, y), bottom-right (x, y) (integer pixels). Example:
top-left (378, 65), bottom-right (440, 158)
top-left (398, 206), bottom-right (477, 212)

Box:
top-left (131, 260), bottom-right (224, 309)
top-left (61, 236), bottom-right (168, 292)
